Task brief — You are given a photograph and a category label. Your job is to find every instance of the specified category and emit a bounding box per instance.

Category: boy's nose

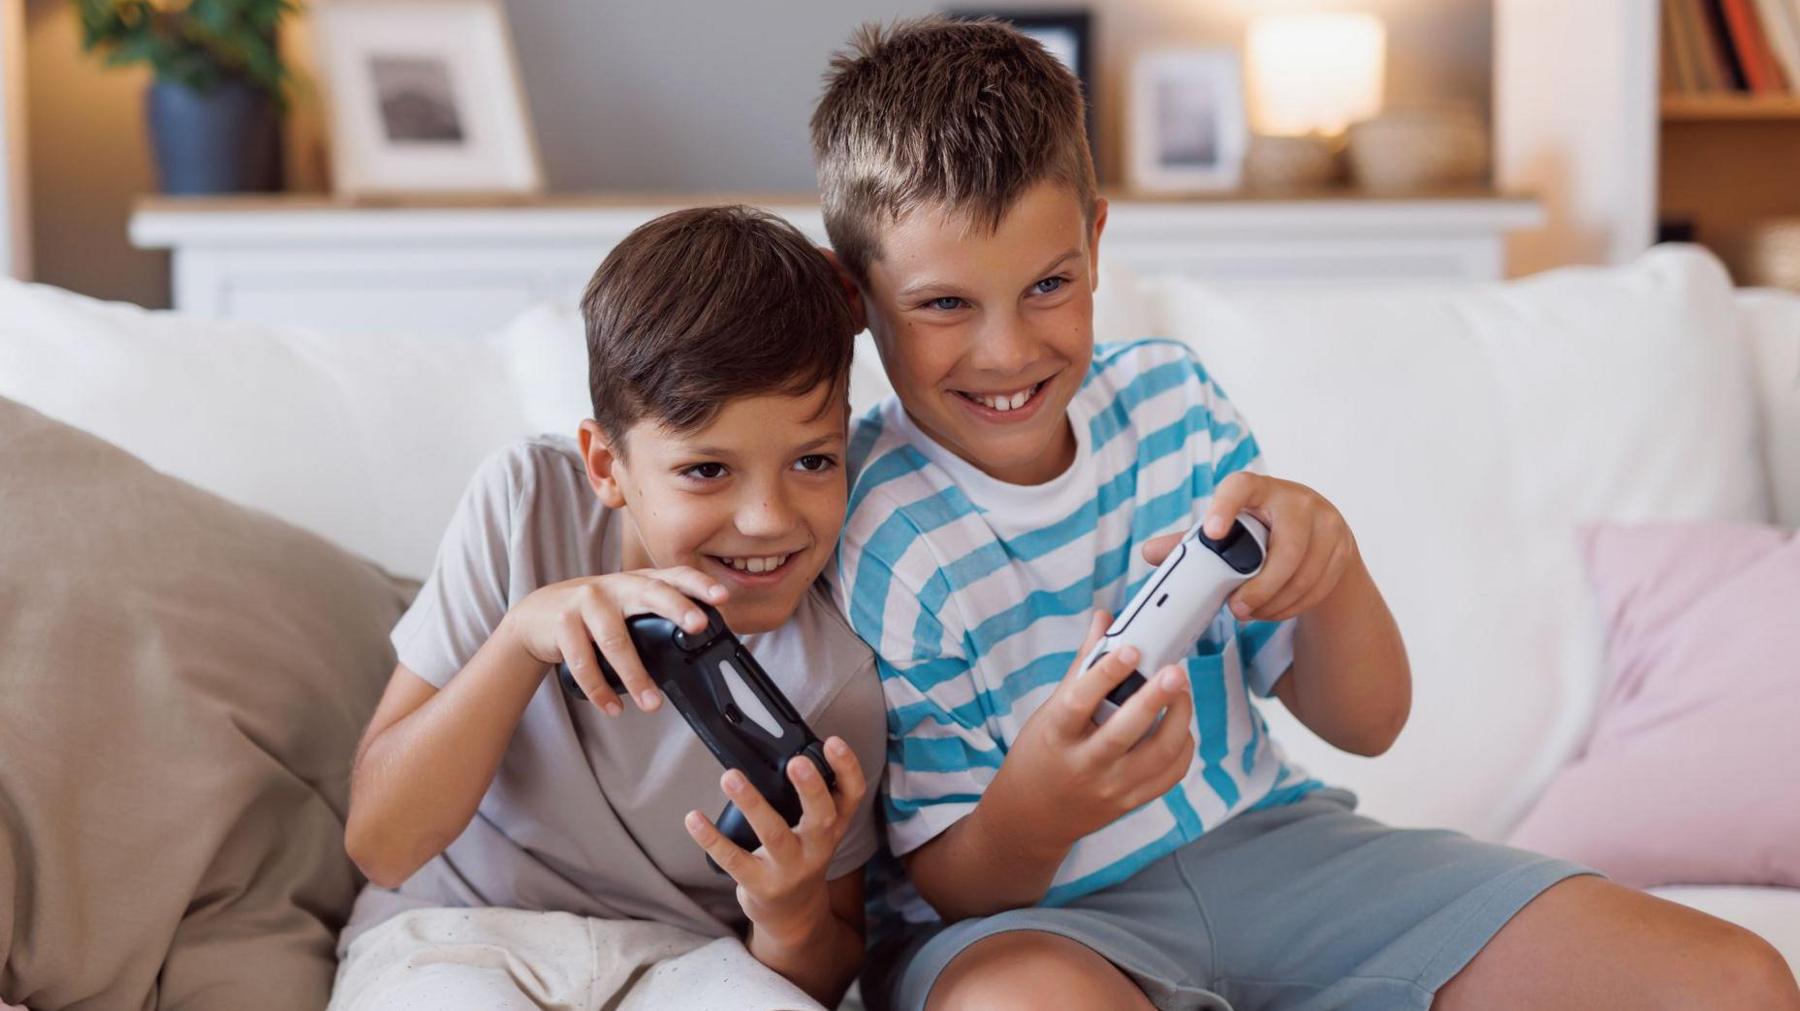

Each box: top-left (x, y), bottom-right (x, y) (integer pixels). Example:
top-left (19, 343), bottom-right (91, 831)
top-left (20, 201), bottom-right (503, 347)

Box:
top-left (736, 489), bottom-right (797, 537)
top-left (970, 311), bottom-right (1036, 374)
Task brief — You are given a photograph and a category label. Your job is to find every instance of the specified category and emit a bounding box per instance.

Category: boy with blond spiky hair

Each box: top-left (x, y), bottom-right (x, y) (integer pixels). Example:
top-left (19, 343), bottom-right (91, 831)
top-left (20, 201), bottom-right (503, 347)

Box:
top-left (815, 17), bottom-right (1800, 1011)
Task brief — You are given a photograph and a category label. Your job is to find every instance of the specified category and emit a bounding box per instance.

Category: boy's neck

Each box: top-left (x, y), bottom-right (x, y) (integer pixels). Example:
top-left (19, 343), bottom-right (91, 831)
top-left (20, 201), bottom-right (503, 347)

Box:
top-left (911, 409), bottom-right (1080, 487)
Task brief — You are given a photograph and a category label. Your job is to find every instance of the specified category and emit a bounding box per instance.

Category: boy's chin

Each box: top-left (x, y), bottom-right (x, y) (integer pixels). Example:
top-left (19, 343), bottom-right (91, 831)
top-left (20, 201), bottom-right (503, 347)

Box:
top-left (716, 591), bottom-right (807, 636)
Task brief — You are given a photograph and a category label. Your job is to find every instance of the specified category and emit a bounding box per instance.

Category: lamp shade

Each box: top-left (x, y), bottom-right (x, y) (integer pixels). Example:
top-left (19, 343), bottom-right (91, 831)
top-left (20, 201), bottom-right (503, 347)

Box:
top-left (1246, 12), bottom-right (1386, 136)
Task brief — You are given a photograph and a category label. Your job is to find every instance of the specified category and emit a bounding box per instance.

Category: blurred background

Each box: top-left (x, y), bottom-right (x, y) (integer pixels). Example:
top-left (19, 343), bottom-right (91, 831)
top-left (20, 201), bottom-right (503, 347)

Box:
top-left (11, 0), bottom-right (1782, 311)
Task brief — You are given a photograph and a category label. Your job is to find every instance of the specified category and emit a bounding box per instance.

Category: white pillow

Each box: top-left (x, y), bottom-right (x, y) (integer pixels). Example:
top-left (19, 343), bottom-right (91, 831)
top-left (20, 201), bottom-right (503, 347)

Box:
top-left (1145, 245), bottom-right (1768, 839)
top-left (0, 280), bottom-right (532, 580)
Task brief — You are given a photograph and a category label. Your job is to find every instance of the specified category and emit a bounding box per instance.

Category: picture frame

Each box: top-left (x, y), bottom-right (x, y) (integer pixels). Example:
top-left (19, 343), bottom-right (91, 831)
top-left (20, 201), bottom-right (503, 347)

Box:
top-left (949, 9), bottom-right (1096, 161)
top-left (312, 0), bottom-right (543, 196)
top-left (1127, 48), bottom-right (1249, 194)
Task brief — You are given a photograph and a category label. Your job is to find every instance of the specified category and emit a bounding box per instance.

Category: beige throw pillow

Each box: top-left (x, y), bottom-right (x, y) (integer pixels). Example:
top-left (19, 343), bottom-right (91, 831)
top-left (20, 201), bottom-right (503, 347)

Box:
top-left (0, 397), bottom-right (413, 1010)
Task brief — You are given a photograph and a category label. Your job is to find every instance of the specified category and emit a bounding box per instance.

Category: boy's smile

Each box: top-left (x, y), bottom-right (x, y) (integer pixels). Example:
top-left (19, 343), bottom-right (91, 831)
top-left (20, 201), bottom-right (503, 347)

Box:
top-left (861, 181), bottom-right (1108, 485)
top-left (580, 385), bottom-right (848, 634)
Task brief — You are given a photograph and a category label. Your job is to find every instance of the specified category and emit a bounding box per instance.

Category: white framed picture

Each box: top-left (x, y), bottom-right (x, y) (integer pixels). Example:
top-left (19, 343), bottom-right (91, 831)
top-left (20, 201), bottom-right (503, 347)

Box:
top-left (313, 0), bottom-right (543, 196)
top-left (1128, 49), bottom-right (1249, 194)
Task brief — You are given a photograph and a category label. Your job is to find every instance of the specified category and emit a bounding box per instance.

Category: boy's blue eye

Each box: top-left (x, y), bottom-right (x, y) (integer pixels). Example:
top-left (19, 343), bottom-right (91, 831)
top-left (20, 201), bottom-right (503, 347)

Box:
top-left (683, 462), bottom-right (727, 480)
top-left (795, 454), bottom-right (837, 473)
top-left (1034, 276), bottom-right (1066, 295)
top-left (927, 296), bottom-right (966, 311)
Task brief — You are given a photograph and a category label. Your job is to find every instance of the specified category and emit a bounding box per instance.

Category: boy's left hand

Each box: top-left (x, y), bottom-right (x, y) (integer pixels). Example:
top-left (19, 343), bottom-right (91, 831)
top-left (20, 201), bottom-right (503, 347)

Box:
top-left (1144, 472), bottom-right (1357, 624)
top-left (683, 736), bottom-right (867, 946)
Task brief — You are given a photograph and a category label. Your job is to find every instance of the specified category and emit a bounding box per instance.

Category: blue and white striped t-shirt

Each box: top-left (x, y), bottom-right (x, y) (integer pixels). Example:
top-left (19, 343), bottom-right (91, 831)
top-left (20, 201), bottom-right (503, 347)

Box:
top-left (834, 339), bottom-right (1321, 911)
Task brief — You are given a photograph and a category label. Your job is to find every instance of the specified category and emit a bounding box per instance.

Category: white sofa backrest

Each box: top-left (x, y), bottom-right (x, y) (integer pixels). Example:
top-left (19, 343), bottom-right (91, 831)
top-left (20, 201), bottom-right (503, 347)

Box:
top-left (1137, 245), bottom-right (1774, 837)
top-left (3, 247), bottom-right (1793, 840)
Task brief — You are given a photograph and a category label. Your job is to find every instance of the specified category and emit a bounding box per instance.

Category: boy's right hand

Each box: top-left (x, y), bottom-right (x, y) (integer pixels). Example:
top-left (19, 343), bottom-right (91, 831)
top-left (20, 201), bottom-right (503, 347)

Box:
top-left (987, 611), bottom-right (1196, 851)
top-left (502, 567), bottom-right (727, 716)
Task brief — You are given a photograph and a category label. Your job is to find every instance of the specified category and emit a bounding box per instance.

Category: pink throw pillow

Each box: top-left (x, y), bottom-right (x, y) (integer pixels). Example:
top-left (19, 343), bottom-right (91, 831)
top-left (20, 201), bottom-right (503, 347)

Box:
top-left (1508, 522), bottom-right (1800, 888)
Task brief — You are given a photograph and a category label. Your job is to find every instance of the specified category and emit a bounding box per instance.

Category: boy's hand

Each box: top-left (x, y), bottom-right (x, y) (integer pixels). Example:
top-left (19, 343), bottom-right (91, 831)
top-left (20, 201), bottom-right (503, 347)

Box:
top-left (503, 568), bottom-right (727, 716)
top-left (684, 737), bottom-right (867, 947)
top-left (1143, 473), bottom-right (1357, 624)
top-left (989, 612), bottom-right (1196, 853)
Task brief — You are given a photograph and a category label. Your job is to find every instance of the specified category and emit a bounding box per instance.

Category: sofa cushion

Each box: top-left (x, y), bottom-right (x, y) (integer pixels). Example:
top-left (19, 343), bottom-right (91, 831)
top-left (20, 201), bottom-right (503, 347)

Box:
top-left (1509, 521), bottom-right (1800, 888)
top-left (1146, 245), bottom-right (1770, 839)
top-left (0, 397), bottom-right (413, 1010)
top-left (0, 279), bottom-right (532, 581)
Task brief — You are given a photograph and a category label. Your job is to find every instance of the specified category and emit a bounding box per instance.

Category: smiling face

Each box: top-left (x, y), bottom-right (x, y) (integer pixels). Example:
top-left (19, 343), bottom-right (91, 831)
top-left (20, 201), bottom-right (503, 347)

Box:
top-left (861, 181), bottom-right (1108, 485)
top-left (581, 383), bottom-right (848, 634)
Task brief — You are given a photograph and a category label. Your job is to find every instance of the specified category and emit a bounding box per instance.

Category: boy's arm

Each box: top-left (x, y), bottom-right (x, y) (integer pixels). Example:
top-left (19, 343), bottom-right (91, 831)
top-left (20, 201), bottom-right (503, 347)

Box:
top-left (745, 870), bottom-right (865, 1007)
top-left (900, 631), bottom-right (1197, 921)
top-left (345, 641), bottom-right (545, 887)
top-left (1272, 554), bottom-right (1410, 756)
top-left (1193, 471), bottom-right (1411, 756)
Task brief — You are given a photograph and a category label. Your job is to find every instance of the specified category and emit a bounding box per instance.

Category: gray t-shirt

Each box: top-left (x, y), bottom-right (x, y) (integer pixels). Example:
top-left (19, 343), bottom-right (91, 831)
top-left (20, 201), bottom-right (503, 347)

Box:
top-left (340, 436), bottom-right (884, 950)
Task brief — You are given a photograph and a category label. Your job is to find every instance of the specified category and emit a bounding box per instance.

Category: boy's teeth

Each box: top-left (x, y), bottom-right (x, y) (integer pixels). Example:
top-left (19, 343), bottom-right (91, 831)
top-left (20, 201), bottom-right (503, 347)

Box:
top-left (968, 383), bottom-right (1038, 413)
top-left (723, 553), bottom-right (790, 574)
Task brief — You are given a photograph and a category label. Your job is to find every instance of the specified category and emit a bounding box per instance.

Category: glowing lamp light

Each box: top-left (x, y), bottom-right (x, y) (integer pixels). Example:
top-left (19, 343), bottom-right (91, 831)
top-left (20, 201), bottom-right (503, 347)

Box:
top-left (1246, 12), bottom-right (1387, 137)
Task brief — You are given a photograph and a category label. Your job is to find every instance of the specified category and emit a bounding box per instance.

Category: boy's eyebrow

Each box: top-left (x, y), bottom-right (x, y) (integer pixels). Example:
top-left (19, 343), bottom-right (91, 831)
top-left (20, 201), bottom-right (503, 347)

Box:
top-left (896, 247), bottom-right (1084, 301)
top-left (683, 433), bottom-right (844, 458)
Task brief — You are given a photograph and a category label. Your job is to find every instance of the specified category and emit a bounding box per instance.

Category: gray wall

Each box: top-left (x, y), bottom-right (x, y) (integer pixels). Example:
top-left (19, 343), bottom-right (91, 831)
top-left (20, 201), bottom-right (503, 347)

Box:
top-left (24, 0), bottom-right (1490, 308)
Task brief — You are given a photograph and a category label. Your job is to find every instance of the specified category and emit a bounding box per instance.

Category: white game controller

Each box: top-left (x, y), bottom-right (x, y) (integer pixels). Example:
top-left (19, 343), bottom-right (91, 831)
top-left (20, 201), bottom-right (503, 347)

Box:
top-left (1084, 515), bottom-right (1269, 723)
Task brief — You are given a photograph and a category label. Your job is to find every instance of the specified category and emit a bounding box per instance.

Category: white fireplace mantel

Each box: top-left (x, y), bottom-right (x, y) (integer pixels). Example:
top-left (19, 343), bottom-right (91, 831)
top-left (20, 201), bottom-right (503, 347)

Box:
top-left (131, 190), bottom-right (1544, 340)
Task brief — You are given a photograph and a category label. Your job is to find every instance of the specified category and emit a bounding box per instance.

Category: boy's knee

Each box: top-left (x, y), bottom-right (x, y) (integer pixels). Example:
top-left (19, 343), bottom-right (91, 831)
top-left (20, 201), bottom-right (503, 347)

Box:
top-left (925, 930), bottom-right (1153, 1011)
top-left (1702, 925), bottom-right (1800, 1010)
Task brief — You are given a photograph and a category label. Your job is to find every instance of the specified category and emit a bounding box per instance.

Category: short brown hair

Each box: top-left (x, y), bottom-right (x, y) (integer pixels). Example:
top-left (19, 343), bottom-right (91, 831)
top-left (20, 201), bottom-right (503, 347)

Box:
top-left (581, 205), bottom-right (857, 446)
top-left (810, 16), bottom-right (1098, 281)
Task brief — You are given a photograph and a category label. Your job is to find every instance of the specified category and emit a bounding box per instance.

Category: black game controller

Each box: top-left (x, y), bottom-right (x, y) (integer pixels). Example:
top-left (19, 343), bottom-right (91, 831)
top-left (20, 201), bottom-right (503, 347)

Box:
top-left (554, 600), bottom-right (835, 873)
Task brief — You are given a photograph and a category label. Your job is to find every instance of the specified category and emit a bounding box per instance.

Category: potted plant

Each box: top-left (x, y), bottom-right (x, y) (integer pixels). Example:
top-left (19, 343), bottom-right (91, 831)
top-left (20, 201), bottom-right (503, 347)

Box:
top-left (77, 0), bottom-right (296, 194)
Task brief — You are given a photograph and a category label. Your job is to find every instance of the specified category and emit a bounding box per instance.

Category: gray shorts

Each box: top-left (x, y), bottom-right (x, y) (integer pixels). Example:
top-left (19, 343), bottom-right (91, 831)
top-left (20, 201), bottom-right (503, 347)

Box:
top-left (866, 788), bottom-right (1593, 1011)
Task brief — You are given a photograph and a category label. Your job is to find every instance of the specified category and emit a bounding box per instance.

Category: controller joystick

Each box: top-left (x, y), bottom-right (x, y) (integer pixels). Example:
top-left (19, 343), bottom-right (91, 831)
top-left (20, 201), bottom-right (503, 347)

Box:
top-left (1084, 516), bottom-right (1268, 723)
top-left (555, 601), bottom-right (834, 872)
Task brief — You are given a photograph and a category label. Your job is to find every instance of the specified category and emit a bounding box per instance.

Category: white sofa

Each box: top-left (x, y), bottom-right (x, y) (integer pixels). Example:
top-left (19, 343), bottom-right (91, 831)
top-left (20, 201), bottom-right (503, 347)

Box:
top-left (2, 244), bottom-right (1796, 979)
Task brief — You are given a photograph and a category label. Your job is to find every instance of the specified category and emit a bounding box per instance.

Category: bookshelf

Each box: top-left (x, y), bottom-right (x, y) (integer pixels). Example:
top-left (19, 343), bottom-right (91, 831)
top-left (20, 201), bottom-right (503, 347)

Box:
top-left (1657, 0), bottom-right (1800, 283)
top-left (1660, 93), bottom-right (1800, 118)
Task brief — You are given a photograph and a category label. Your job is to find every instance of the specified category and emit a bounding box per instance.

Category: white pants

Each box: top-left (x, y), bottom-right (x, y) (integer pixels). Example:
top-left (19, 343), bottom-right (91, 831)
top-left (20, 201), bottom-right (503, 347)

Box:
top-left (327, 907), bottom-right (824, 1011)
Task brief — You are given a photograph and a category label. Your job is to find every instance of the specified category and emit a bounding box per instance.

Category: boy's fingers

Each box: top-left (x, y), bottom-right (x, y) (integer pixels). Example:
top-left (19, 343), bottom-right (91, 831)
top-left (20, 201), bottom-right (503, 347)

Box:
top-left (1257, 515), bottom-right (1338, 619)
top-left (790, 755), bottom-right (838, 837)
top-left (1057, 644), bottom-right (1141, 731)
top-left (1273, 539), bottom-right (1351, 622)
top-left (822, 736), bottom-right (867, 822)
top-left (556, 616), bottom-right (623, 716)
top-left (1119, 685), bottom-right (1196, 801)
top-left (722, 770), bottom-right (799, 861)
top-left (1232, 521), bottom-right (1308, 621)
top-left (629, 575), bottom-right (712, 637)
top-left (1140, 532), bottom-right (1183, 567)
top-left (650, 566), bottom-right (729, 609)
top-left (1203, 472), bottom-right (1264, 540)
top-left (581, 600), bottom-right (662, 712)
top-left (1090, 664), bottom-right (1188, 756)
top-left (685, 810), bottom-right (759, 885)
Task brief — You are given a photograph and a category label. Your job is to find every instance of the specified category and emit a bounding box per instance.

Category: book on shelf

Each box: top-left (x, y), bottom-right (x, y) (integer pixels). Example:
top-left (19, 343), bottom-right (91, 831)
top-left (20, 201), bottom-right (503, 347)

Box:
top-left (1664, 0), bottom-right (1800, 95)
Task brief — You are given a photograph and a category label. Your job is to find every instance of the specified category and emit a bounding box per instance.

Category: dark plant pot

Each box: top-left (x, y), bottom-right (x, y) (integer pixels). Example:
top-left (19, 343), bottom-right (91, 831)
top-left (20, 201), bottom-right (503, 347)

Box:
top-left (146, 79), bottom-right (283, 195)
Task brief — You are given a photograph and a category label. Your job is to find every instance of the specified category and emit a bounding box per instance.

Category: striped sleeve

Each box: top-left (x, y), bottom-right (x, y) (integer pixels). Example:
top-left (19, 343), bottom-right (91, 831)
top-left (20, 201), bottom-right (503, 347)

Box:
top-left (833, 496), bottom-right (997, 857)
top-left (1182, 348), bottom-right (1297, 698)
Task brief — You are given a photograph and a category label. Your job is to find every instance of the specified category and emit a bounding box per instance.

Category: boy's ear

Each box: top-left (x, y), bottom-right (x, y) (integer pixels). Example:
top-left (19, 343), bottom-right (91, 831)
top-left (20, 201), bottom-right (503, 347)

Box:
top-left (578, 419), bottom-right (630, 510)
top-left (1087, 196), bottom-right (1110, 294)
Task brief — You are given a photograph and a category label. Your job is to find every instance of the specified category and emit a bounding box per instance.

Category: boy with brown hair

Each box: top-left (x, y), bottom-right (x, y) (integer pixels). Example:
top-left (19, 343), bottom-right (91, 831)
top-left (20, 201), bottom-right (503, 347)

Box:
top-left (330, 205), bottom-right (884, 1010)
top-left (815, 18), bottom-right (1800, 1011)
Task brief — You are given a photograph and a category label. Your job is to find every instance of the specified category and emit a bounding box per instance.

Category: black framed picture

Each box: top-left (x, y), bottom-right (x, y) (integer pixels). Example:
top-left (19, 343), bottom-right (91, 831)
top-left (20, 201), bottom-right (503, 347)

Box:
top-left (948, 9), bottom-right (1097, 162)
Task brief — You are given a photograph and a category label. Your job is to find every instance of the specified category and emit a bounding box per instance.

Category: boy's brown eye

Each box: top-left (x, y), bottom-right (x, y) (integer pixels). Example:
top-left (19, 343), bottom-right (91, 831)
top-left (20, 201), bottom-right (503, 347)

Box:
top-left (684, 462), bottom-right (727, 480)
top-left (795, 455), bottom-right (836, 473)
